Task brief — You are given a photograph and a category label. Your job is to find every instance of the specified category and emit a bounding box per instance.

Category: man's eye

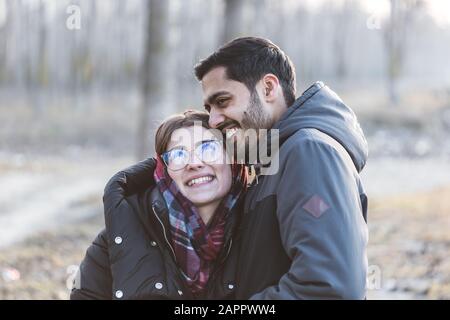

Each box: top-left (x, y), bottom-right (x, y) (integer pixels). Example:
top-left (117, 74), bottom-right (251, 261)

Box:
top-left (204, 105), bottom-right (211, 113)
top-left (217, 99), bottom-right (228, 107)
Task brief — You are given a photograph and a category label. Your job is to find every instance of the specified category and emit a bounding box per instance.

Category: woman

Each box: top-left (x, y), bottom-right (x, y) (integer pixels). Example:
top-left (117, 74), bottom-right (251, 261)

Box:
top-left (70, 110), bottom-right (247, 299)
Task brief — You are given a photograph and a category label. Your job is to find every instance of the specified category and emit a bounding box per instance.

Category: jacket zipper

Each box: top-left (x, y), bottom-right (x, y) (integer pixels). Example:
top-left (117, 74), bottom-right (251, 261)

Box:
top-left (151, 204), bottom-right (177, 262)
top-left (152, 204), bottom-right (192, 298)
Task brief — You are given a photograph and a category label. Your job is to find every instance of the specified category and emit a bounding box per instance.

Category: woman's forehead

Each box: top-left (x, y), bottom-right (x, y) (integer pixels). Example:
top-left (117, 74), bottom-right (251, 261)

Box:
top-left (167, 126), bottom-right (218, 150)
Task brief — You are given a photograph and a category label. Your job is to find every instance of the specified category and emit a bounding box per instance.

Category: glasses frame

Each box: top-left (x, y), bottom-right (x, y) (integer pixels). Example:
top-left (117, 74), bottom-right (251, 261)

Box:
top-left (161, 139), bottom-right (223, 171)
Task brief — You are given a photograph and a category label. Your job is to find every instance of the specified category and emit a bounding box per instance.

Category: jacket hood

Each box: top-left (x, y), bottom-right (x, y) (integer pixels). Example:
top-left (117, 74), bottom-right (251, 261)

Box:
top-left (273, 81), bottom-right (368, 172)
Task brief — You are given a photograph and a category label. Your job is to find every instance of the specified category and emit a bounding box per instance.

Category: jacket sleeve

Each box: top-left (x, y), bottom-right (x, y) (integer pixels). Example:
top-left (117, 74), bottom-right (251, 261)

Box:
top-left (250, 133), bottom-right (368, 300)
top-left (70, 229), bottom-right (112, 300)
top-left (103, 157), bottom-right (156, 214)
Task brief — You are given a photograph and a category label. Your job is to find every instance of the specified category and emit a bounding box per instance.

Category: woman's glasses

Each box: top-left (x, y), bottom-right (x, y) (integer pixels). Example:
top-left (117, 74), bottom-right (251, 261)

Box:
top-left (161, 140), bottom-right (223, 171)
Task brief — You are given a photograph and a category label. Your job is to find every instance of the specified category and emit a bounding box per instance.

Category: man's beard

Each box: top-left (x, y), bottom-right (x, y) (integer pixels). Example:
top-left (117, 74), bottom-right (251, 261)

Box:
top-left (241, 90), bottom-right (273, 131)
top-left (231, 90), bottom-right (273, 165)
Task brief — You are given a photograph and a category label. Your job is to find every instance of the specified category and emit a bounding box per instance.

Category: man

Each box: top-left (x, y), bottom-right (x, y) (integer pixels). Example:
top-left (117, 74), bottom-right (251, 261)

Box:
top-left (104, 37), bottom-right (369, 299)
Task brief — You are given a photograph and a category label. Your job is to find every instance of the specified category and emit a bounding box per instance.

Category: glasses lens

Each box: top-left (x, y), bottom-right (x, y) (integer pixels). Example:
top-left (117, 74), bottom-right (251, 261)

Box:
top-left (197, 140), bottom-right (221, 164)
top-left (165, 148), bottom-right (189, 170)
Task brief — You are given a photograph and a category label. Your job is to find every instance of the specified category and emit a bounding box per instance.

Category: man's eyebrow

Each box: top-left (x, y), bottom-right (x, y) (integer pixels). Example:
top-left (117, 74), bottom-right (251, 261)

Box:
top-left (204, 91), bottom-right (230, 106)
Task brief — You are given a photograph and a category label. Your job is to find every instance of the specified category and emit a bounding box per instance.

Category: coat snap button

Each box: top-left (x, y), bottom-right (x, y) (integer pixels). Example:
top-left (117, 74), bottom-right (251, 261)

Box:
top-left (115, 290), bottom-right (123, 298)
top-left (114, 236), bottom-right (122, 244)
top-left (155, 282), bottom-right (163, 290)
top-left (228, 284), bottom-right (235, 290)
top-left (150, 241), bottom-right (157, 247)
top-left (177, 290), bottom-right (183, 296)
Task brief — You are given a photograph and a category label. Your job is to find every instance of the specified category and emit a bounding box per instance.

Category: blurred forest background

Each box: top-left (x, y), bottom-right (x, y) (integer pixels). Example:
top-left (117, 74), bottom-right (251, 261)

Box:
top-left (0, 0), bottom-right (449, 299)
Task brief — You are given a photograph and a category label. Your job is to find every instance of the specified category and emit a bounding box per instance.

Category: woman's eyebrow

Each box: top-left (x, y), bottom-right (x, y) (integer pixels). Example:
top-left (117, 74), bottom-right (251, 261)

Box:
top-left (167, 139), bottom-right (218, 153)
top-left (166, 145), bottom-right (186, 153)
top-left (195, 139), bottom-right (217, 147)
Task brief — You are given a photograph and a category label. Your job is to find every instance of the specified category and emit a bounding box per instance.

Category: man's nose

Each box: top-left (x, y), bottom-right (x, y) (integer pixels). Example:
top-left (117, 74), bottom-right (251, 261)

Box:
top-left (208, 110), bottom-right (225, 129)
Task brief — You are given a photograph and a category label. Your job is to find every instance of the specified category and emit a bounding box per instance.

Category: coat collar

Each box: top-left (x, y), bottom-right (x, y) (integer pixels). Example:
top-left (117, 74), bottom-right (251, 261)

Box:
top-left (144, 186), bottom-right (243, 247)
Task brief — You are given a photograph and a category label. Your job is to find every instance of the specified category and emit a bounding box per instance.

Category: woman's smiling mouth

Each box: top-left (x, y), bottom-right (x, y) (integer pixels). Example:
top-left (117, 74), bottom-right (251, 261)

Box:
top-left (186, 175), bottom-right (216, 187)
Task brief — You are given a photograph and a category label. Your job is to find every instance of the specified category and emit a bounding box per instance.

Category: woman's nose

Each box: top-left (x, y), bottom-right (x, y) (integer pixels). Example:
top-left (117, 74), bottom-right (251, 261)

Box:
top-left (186, 152), bottom-right (204, 170)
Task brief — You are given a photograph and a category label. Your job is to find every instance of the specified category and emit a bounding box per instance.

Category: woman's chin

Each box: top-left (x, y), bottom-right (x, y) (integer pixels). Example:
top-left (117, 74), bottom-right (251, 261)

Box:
top-left (188, 194), bottom-right (222, 207)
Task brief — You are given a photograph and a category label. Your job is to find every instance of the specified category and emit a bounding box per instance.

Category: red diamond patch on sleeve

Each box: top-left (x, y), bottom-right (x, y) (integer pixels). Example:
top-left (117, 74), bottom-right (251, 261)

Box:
top-left (302, 195), bottom-right (330, 218)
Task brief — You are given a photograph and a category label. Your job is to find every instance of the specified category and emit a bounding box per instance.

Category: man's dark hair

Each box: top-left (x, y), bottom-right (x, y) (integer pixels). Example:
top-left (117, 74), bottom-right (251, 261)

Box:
top-left (194, 37), bottom-right (296, 107)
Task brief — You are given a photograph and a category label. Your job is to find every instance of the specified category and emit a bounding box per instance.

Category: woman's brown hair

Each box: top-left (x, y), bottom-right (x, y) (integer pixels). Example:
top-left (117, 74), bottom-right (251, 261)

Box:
top-left (154, 110), bottom-right (211, 155)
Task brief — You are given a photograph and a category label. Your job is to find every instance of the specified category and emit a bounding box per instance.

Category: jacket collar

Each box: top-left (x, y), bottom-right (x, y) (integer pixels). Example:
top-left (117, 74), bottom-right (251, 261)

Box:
top-left (146, 186), bottom-right (242, 246)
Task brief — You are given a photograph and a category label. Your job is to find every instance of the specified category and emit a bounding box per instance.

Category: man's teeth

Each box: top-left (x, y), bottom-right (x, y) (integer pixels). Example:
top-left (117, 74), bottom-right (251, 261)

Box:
top-left (187, 176), bottom-right (213, 186)
top-left (226, 127), bottom-right (239, 139)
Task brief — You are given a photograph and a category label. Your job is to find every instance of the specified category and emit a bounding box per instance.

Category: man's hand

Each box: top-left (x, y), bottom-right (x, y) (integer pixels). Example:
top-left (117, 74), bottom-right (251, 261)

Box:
top-left (103, 157), bottom-right (157, 210)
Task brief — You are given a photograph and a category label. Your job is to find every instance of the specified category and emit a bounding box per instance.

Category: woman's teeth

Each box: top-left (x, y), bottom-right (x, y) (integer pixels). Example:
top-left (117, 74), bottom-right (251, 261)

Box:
top-left (187, 176), bottom-right (214, 187)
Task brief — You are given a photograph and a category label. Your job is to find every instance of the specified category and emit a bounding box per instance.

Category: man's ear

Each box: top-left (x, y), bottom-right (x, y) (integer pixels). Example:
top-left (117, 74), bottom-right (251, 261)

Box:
top-left (261, 74), bottom-right (280, 102)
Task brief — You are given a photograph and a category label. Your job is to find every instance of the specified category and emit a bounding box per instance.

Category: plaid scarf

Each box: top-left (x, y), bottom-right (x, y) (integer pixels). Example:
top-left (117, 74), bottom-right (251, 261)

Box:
top-left (153, 156), bottom-right (247, 297)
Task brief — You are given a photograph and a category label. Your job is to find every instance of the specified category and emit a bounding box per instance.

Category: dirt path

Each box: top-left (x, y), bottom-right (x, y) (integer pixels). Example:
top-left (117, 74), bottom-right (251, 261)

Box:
top-left (0, 152), bottom-right (132, 249)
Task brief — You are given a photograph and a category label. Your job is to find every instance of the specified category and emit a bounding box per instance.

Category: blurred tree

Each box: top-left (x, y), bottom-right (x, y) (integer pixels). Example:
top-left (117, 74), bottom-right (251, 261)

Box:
top-left (32, 0), bottom-right (48, 116)
top-left (9, 0), bottom-right (23, 88)
top-left (384, 0), bottom-right (424, 105)
top-left (221, 0), bottom-right (248, 43)
top-left (37, 0), bottom-right (48, 88)
top-left (247, 0), bottom-right (268, 36)
top-left (1, 0), bottom-right (449, 113)
top-left (0, 0), bottom-right (10, 84)
top-left (137, 0), bottom-right (170, 160)
top-left (70, 0), bottom-right (83, 109)
top-left (333, 0), bottom-right (358, 80)
top-left (173, 0), bottom-right (197, 108)
top-left (21, 0), bottom-right (32, 96)
top-left (87, 0), bottom-right (97, 89)
top-left (115, 0), bottom-right (130, 87)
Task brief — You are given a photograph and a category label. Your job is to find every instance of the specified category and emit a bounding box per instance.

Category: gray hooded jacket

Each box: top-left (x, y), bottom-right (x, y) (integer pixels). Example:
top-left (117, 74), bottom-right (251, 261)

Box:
top-left (235, 81), bottom-right (369, 299)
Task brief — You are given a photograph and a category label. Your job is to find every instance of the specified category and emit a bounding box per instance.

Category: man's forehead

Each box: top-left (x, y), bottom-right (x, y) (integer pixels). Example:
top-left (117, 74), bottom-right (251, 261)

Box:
top-left (201, 67), bottom-right (248, 102)
top-left (202, 66), bottom-right (228, 85)
top-left (201, 67), bottom-right (229, 96)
